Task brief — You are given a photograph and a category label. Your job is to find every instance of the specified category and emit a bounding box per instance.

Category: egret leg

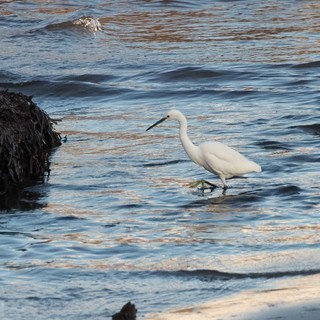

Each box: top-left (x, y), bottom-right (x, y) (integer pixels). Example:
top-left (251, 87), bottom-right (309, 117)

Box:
top-left (203, 180), bottom-right (218, 189)
top-left (220, 176), bottom-right (228, 191)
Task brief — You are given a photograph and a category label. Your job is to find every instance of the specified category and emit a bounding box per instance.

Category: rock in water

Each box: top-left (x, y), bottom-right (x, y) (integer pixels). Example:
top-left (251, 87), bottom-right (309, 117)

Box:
top-left (112, 302), bottom-right (137, 320)
top-left (0, 90), bottom-right (61, 194)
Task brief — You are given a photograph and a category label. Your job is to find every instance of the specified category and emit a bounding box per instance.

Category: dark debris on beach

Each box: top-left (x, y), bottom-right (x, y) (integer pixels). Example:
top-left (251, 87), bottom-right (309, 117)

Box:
top-left (112, 302), bottom-right (137, 320)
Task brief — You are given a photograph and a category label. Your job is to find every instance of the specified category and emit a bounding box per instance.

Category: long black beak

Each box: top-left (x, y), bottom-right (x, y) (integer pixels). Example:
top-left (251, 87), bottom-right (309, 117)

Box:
top-left (146, 116), bottom-right (168, 131)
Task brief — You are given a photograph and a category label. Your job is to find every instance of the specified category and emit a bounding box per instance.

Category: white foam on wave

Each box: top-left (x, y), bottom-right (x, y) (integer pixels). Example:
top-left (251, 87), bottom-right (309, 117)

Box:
top-left (73, 17), bottom-right (102, 33)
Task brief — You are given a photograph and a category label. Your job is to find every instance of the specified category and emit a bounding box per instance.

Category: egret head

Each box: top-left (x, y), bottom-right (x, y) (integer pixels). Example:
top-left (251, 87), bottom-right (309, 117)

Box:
top-left (146, 109), bottom-right (182, 131)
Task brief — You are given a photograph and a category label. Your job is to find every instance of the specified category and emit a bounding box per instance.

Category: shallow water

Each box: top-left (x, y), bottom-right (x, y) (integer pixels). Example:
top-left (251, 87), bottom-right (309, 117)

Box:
top-left (0, 0), bottom-right (320, 318)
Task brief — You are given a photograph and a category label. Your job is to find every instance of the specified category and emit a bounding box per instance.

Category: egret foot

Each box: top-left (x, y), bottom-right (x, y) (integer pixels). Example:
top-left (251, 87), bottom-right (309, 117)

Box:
top-left (189, 179), bottom-right (217, 191)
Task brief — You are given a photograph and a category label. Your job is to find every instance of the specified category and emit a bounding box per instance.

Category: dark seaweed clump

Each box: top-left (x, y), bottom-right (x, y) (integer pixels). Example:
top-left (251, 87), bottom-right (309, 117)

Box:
top-left (0, 90), bottom-right (61, 194)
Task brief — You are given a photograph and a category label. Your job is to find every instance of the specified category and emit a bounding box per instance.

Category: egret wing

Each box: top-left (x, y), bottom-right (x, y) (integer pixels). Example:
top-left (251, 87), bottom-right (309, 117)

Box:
top-left (199, 141), bottom-right (258, 178)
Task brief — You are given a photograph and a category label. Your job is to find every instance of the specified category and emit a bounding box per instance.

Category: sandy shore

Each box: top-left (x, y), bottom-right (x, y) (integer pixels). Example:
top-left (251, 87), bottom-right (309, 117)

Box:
top-left (147, 274), bottom-right (320, 320)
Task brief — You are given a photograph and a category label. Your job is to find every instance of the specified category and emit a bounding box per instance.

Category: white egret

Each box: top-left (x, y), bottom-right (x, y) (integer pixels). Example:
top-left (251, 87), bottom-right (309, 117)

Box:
top-left (146, 110), bottom-right (261, 190)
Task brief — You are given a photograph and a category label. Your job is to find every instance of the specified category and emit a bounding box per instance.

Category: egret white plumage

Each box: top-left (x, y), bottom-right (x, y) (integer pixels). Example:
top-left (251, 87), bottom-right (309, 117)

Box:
top-left (146, 110), bottom-right (261, 190)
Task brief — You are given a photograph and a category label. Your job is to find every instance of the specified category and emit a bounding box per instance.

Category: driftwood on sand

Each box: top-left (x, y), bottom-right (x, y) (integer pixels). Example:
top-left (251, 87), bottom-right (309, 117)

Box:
top-left (0, 90), bottom-right (61, 195)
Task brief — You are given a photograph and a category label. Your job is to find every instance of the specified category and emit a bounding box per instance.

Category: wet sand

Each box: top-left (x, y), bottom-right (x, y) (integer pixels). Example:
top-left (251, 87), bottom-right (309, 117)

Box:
top-left (148, 274), bottom-right (320, 320)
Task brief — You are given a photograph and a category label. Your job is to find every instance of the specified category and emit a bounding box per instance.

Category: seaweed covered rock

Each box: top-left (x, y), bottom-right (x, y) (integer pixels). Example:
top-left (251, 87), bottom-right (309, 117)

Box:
top-left (0, 90), bottom-right (61, 194)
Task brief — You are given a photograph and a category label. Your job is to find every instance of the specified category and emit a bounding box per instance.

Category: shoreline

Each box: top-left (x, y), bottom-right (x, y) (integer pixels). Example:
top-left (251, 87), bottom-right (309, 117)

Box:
top-left (147, 273), bottom-right (320, 320)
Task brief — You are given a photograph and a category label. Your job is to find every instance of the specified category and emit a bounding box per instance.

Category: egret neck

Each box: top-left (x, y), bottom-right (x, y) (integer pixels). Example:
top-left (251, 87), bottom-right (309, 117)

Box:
top-left (177, 112), bottom-right (201, 166)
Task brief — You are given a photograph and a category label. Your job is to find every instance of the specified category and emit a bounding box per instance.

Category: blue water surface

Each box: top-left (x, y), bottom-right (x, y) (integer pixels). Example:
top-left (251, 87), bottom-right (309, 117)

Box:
top-left (0, 1), bottom-right (320, 318)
